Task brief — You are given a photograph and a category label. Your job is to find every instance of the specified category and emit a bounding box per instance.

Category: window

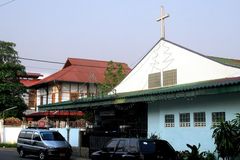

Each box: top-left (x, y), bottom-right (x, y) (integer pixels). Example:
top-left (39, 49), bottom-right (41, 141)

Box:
top-left (212, 112), bottom-right (225, 126)
top-left (105, 139), bottom-right (118, 152)
top-left (180, 113), bottom-right (190, 127)
top-left (116, 140), bottom-right (126, 152)
top-left (33, 132), bottom-right (41, 141)
top-left (40, 131), bottom-right (65, 141)
top-left (165, 114), bottom-right (175, 127)
top-left (194, 112), bottom-right (206, 127)
top-left (163, 69), bottom-right (177, 86)
top-left (19, 131), bottom-right (26, 139)
top-left (25, 131), bottom-right (33, 139)
top-left (148, 72), bottom-right (161, 88)
top-left (70, 92), bottom-right (79, 101)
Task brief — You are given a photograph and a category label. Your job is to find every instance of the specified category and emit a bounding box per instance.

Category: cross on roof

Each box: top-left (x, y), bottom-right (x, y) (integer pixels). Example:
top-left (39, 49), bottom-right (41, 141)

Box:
top-left (157, 6), bottom-right (170, 39)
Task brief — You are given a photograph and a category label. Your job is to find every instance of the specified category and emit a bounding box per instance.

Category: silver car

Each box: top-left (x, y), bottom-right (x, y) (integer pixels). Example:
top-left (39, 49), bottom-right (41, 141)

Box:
top-left (17, 128), bottom-right (72, 160)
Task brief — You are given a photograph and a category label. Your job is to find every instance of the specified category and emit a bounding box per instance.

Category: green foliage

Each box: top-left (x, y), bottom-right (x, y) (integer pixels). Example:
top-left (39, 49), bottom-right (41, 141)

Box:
top-left (0, 143), bottom-right (17, 148)
top-left (0, 41), bottom-right (27, 118)
top-left (149, 133), bottom-right (161, 140)
top-left (100, 61), bottom-right (127, 94)
top-left (178, 144), bottom-right (216, 160)
top-left (212, 113), bottom-right (240, 159)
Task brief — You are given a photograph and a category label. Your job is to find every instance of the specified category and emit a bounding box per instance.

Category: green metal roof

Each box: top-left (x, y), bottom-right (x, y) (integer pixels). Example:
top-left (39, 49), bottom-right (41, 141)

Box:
top-left (39, 76), bottom-right (240, 111)
top-left (207, 56), bottom-right (240, 68)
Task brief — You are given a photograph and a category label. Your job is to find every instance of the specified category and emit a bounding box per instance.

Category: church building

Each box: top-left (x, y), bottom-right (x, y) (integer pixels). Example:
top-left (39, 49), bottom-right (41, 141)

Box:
top-left (38, 7), bottom-right (240, 152)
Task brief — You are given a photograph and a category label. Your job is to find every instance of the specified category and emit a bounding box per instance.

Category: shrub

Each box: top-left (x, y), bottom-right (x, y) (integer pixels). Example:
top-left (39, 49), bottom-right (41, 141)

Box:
top-left (0, 143), bottom-right (17, 148)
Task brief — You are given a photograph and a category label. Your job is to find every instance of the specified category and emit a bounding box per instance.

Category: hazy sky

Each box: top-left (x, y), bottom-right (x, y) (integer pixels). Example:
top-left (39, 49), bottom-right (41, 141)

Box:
top-left (1, 0), bottom-right (240, 76)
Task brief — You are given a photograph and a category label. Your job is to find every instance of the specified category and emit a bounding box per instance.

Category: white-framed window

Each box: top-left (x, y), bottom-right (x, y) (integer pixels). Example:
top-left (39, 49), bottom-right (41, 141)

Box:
top-left (165, 114), bottom-right (175, 127)
top-left (180, 113), bottom-right (190, 127)
top-left (194, 112), bottom-right (206, 127)
top-left (212, 112), bottom-right (225, 126)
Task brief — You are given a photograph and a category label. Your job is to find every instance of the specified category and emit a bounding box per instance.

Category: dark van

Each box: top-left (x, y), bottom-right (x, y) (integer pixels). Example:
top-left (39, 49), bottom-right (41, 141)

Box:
top-left (17, 128), bottom-right (72, 160)
top-left (91, 138), bottom-right (177, 160)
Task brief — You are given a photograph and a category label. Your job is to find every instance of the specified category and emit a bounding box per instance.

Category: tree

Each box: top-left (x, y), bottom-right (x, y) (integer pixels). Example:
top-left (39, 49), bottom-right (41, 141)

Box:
top-left (212, 114), bottom-right (240, 159)
top-left (100, 61), bottom-right (127, 94)
top-left (0, 41), bottom-right (27, 119)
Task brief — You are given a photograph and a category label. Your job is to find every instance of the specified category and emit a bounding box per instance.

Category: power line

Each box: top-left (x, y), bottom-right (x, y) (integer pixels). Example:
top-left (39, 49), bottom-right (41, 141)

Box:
top-left (20, 57), bottom-right (129, 69)
top-left (19, 57), bottom-right (64, 65)
top-left (24, 65), bottom-right (60, 71)
top-left (0, 0), bottom-right (17, 8)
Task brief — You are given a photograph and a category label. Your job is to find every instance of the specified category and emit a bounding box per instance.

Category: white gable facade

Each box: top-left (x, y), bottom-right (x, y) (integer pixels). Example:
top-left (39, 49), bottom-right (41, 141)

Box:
top-left (113, 39), bottom-right (240, 152)
top-left (114, 40), bottom-right (240, 93)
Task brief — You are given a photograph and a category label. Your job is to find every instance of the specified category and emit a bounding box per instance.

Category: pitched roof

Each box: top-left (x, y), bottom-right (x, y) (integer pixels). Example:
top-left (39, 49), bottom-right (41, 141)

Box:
top-left (19, 72), bottom-right (43, 87)
top-left (20, 79), bottom-right (41, 87)
top-left (32, 58), bottom-right (131, 87)
top-left (39, 76), bottom-right (240, 111)
top-left (206, 56), bottom-right (240, 68)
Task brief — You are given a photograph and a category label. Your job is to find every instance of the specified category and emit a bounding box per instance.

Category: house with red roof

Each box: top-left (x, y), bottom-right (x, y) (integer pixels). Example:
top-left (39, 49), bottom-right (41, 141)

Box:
top-left (20, 72), bottom-right (43, 110)
top-left (31, 58), bottom-right (131, 108)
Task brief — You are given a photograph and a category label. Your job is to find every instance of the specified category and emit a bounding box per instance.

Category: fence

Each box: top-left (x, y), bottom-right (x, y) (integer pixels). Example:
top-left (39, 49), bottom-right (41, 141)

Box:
top-left (0, 120), bottom-right (82, 147)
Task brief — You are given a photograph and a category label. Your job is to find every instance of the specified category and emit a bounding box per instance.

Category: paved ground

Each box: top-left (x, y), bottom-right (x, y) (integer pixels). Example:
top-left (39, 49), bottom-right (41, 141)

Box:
top-left (0, 147), bottom-right (90, 160)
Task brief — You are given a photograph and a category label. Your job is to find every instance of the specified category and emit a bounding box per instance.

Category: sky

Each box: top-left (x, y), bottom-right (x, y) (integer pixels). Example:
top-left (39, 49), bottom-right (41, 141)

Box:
top-left (1, 0), bottom-right (240, 76)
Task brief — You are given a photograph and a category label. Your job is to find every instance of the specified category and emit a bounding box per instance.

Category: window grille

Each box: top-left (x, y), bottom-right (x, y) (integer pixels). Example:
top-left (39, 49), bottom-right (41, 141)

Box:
top-left (180, 113), bottom-right (190, 127)
top-left (212, 112), bottom-right (225, 126)
top-left (165, 114), bottom-right (175, 127)
top-left (194, 112), bottom-right (206, 127)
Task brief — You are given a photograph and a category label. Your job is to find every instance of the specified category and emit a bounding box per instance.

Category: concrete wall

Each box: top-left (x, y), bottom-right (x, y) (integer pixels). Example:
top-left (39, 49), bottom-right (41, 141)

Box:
top-left (0, 123), bottom-right (82, 148)
top-left (114, 40), bottom-right (240, 93)
top-left (3, 127), bottom-right (22, 144)
top-left (148, 93), bottom-right (240, 152)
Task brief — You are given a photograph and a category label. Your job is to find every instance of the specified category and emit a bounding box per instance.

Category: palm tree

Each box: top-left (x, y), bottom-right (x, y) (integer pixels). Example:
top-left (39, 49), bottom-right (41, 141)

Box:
top-left (212, 114), bottom-right (240, 160)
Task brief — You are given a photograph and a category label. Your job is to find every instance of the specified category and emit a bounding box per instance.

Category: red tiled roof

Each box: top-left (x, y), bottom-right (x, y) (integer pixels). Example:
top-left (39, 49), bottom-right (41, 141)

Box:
top-left (24, 111), bottom-right (84, 117)
top-left (19, 72), bottom-right (43, 78)
top-left (32, 58), bottom-right (131, 87)
top-left (25, 72), bottom-right (43, 78)
top-left (20, 79), bottom-right (41, 87)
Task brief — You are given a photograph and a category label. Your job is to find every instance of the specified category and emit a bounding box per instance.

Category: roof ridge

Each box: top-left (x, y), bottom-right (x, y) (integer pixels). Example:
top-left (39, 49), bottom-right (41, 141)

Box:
top-left (67, 57), bottom-right (129, 65)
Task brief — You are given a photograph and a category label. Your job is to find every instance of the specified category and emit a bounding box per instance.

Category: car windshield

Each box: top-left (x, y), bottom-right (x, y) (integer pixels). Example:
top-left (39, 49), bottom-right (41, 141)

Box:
top-left (40, 131), bottom-right (65, 141)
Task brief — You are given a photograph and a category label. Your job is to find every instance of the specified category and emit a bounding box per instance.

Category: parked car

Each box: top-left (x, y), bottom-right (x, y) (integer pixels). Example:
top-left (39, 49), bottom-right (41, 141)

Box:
top-left (17, 128), bottom-right (72, 160)
top-left (91, 138), bottom-right (177, 160)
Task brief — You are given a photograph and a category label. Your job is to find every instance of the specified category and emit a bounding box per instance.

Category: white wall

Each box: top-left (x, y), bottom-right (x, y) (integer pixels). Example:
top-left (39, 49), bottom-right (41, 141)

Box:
top-left (50, 128), bottom-right (80, 147)
top-left (1, 127), bottom-right (22, 143)
top-left (114, 40), bottom-right (240, 93)
top-left (148, 93), bottom-right (240, 152)
top-left (0, 124), bottom-right (82, 147)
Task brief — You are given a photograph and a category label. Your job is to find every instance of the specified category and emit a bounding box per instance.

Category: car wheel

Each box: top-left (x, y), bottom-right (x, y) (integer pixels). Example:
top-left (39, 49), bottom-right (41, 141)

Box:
top-left (39, 151), bottom-right (47, 160)
top-left (19, 149), bottom-right (25, 158)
